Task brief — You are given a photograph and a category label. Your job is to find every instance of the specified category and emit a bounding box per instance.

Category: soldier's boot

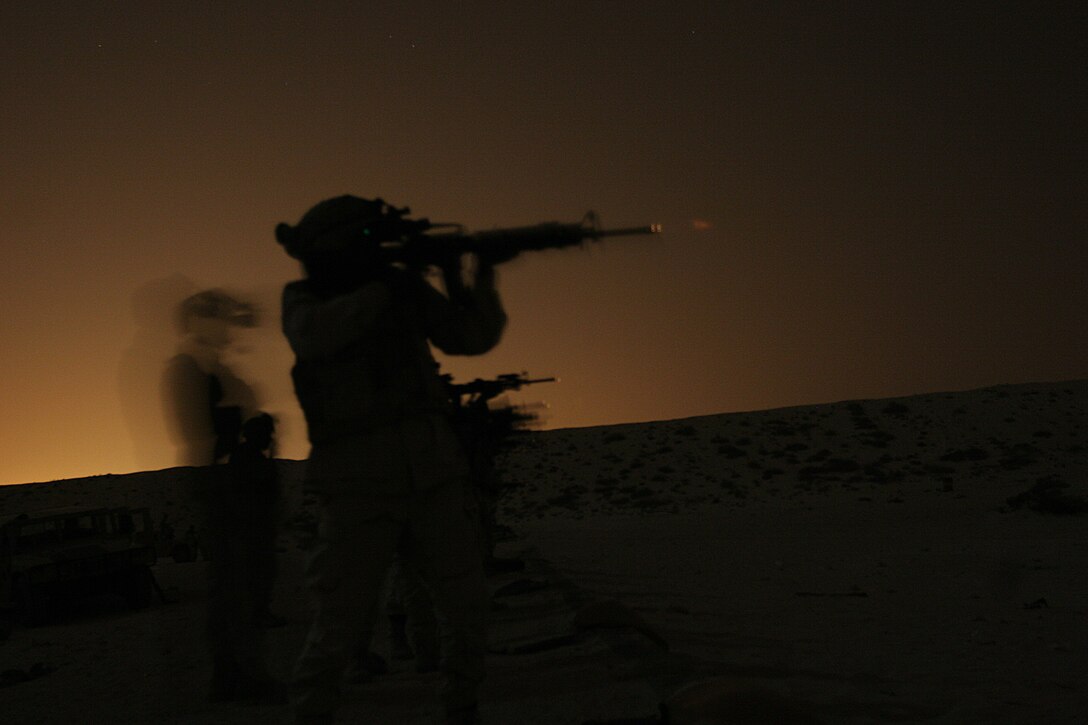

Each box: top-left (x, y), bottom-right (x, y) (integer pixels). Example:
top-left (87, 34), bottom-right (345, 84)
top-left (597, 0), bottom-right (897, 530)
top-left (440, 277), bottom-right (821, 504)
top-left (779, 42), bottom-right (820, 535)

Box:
top-left (209, 654), bottom-right (287, 704)
top-left (294, 712), bottom-right (334, 725)
top-left (235, 673), bottom-right (289, 705)
top-left (254, 606), bottom-right (289, 629)
top-left (208, 655), bottom-right (241, 702)
top-left (413, 642), bottom-right (440, 674)
top-left (388, 614), bottom-right (414, 661)
top-left (346, 649), bottom-right (388, 684)
top-left (406, 614), bottom-right (440, 673)
top-left (484, 555), bottom-right (525, 575)
top-left (445, 701), bottom-right (481, 725)
top-left (491, 523), bottom-right (517, 542)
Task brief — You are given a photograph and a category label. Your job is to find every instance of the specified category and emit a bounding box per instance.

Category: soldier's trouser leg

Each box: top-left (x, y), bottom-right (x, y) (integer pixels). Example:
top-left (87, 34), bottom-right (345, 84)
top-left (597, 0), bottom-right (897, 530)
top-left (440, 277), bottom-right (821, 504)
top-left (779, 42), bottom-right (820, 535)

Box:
top-left (406, 481), bottom-right (489, 712)
top-left (201, 479), bottom-right (266, 690)
top-left (400, 559), bottom-right (439, 667)
top-left (290, 493), bottom-right (401, 718)
top-left (347, 563), bottom-right (388, 666)
top-left (205, 516), bottom-right (264, 682)
top-left (475, 485), bottom-right (498, 563)
top-left (385, 556), bottom-right (438, 665)
top-left (248, 491), bottom-right (279, 615)
top-left (385, 559), bottom-right (405, 618)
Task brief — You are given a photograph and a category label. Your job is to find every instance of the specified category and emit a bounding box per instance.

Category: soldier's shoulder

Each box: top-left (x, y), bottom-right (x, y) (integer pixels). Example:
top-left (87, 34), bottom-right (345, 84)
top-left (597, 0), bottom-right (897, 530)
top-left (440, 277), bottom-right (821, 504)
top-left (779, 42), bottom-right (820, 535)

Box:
top-left (282, 279), bottom-right (312, 296)
top-left (163, 352), bottom-right (201, 377)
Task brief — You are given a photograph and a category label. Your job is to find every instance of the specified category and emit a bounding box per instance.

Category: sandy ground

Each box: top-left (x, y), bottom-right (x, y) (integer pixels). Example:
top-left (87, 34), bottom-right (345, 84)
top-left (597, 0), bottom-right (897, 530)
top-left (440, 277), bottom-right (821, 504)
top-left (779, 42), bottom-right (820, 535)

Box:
top-left (2, 380), bottom-right (1086, 723)
top-left (0, 538), bottom-right (667, 725)
top-left (520, 500), bottom-right (1087, 723)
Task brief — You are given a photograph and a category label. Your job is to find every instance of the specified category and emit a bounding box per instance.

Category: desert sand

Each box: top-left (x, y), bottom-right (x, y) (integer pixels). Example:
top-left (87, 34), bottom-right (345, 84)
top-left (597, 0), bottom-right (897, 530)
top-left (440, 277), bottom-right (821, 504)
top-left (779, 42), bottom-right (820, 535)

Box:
top-left (2, 380), bottom-right (1086, 724)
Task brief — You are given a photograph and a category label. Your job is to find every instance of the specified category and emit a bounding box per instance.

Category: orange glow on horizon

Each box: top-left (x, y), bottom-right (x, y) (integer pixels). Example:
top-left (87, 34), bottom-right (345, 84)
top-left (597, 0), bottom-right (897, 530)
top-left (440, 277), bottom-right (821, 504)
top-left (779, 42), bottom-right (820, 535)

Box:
top-left (2, 4), bottom-right (1086, 485)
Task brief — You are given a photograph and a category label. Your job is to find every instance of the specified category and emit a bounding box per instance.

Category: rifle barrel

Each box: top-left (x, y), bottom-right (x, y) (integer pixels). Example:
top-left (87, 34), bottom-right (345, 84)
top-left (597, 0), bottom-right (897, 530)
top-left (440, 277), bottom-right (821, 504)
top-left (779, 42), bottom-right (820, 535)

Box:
top-left (587, 224), bottom-right (662, 239)
top-left (380, 221), bottom-right (660, 264)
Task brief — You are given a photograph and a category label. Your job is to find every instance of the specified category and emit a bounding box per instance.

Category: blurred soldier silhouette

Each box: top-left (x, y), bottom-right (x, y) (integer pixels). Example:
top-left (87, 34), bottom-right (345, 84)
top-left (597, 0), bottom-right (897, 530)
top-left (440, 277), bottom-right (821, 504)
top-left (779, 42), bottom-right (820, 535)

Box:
top-left (444, 372), bottom-right (549, 572)
top-left (452, 388), bottom-right (523, 575)
top-left (276, 195), bottom-right (506, 725)
top-left (161, 289), bottom-right (285, 704)
top-left (118, 274), bottom-right (199, 471)
top-left (163, 289), bottom-right (258, 466)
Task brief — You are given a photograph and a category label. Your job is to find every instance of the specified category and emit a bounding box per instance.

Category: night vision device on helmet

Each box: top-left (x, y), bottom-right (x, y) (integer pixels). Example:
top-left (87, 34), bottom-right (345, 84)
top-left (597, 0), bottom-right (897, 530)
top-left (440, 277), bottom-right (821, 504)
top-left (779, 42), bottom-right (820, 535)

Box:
top-left (274, 195), bottom-right (433, 261)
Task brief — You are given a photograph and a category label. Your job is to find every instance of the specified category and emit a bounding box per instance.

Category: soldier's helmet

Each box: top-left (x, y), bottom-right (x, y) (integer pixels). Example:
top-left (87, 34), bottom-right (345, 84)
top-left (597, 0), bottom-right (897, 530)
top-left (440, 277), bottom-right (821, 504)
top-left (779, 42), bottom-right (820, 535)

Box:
top-left (274, 195), bottom-right (389, 260)
top-left (241, 412), bottom-right (275, 446)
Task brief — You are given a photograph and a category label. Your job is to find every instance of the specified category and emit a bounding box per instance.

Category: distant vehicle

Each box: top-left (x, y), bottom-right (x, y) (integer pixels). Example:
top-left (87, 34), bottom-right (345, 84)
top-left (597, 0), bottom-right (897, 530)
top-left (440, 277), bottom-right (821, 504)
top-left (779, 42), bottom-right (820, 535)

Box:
top-left (0, 506), bottom-right (158, 627)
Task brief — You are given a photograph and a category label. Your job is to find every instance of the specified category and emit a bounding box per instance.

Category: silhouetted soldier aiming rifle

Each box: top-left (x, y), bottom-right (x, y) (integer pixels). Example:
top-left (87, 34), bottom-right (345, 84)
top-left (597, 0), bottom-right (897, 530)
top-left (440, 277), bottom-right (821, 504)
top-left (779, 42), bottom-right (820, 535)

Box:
top-left (276, 194), bottom-right (652, 725)
top-left (444, 373), bottom-right (555, 574)
top-left (446, 373), bottom-right (558, 406)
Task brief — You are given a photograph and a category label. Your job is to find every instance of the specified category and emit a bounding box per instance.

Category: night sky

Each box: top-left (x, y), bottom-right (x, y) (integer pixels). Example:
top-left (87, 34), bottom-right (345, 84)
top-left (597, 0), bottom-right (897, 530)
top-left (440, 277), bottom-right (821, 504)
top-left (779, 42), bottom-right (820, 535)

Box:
top-left (2, 2), bottom-right (1085, 485)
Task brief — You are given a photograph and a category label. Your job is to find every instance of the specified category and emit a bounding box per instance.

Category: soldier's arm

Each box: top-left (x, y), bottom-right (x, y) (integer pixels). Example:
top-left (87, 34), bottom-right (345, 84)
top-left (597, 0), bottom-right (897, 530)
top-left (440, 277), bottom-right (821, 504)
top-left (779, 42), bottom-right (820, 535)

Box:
top-left (161, 355), bottom-right (216, 466)
top-left (420, 261), bottom-right (507, 355)
top-left (281, 280), bottom-right (391, 360)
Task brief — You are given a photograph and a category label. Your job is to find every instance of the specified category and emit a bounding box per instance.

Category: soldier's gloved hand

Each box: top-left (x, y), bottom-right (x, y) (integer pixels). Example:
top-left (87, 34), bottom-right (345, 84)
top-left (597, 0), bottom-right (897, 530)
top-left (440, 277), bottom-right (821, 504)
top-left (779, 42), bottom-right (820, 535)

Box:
top-left (440, 253), bottom-right (468, 297)
top-left (436, 250), bottom-right (464, 275)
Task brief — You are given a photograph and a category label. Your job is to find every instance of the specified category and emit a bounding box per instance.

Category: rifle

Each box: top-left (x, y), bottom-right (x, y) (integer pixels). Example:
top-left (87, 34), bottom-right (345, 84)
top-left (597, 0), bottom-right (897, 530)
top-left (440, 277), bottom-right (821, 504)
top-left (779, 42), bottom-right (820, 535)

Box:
top-left (368, 204), bottom-right (660, 267)
top-left (445, 373), bottom-right (557, 405)
top-left (444, 374), bottom-right (554, 452)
